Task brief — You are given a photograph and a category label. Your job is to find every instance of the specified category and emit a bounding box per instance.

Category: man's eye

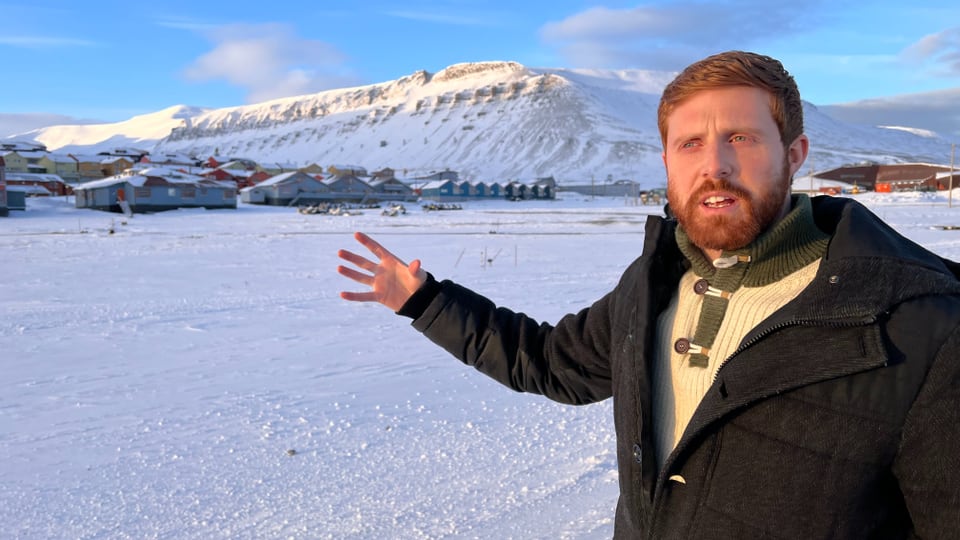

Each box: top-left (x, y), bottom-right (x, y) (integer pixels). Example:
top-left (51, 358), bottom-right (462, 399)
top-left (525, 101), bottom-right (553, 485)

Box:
top-left (731, 135), bottom-right (749, 142)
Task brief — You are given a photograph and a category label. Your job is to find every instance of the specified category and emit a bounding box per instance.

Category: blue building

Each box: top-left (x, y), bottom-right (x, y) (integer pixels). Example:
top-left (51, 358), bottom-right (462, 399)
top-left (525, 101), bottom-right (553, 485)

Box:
top-left (240, 171), bottom-right (330, 206)
top-left (419, 179), bottom-right (457, 200)
top-left (75, 167), bottom-right (236, 213)
top-left (0, 156), bottom-right (7, 217)
top-left (322, 174), bottom-right (373, 202)
top-left (368, 177), bottom-right (417, 202)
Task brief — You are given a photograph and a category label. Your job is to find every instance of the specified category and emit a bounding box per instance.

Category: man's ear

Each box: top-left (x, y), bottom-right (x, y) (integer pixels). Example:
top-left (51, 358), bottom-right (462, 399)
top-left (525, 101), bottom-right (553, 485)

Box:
top-left (787, 134), bottom-right (809, 176)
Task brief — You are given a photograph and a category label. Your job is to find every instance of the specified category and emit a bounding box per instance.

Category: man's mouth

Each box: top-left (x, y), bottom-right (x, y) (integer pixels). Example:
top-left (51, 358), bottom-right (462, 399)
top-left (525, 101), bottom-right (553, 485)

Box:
top-left (702, 195), bottom-right (735, 208)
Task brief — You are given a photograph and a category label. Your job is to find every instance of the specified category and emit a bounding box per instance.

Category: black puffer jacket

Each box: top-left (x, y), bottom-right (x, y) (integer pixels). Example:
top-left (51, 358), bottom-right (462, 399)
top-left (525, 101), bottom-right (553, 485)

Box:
top-left (406, 196), bottom-right (960, 539)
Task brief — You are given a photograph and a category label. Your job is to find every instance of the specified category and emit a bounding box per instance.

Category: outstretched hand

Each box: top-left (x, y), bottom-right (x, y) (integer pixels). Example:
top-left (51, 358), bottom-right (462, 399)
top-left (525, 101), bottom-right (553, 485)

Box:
top-left (337, 232), bottom-right (427, 312)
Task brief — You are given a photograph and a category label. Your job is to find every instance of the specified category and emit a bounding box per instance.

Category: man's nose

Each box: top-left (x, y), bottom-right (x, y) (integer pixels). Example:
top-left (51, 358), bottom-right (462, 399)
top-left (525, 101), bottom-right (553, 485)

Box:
top-left (701, 143), bottom-right (734, 179)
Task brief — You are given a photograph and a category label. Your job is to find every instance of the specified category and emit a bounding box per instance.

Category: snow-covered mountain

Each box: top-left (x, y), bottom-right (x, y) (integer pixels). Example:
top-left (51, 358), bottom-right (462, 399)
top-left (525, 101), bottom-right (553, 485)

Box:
top-left (8, 62), bottom-right (955, 185)
top-left (155, 61), bottom-right (675, 182)
top-left (9, 105), bottom-right (209, 155)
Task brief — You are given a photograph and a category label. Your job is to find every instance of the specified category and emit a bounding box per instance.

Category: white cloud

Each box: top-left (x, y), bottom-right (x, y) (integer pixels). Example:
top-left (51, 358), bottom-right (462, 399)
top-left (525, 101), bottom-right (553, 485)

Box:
top-left (820, 88), bottom-right (960, 141)
top-left (900, 27), bottom-right (960, 76)
top-left (539, 2), bottom-right (822, 70)
top-left (182, 23), bottom-right (362, 103)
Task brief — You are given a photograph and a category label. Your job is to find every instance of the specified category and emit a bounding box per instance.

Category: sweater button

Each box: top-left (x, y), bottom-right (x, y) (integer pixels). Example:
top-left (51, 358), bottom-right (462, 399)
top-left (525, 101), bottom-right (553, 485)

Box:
top-left (633, 443), bottom-right (643, 464)
top-left (693, 278), bottom-right (709, 295)
top-left (674, 338), bottom-right (691, 354)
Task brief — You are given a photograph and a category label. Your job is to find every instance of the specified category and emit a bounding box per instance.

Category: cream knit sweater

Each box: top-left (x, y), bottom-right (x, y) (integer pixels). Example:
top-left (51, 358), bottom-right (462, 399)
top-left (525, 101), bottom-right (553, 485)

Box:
top-left (652, 259), bottom-right (820, 469)
top-left (651, 195), bottom-right (829, 470)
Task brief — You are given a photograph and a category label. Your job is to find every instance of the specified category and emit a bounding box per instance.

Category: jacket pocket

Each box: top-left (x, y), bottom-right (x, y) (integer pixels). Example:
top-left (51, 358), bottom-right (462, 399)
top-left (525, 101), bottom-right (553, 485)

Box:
top-left (698, 391), bottom-right (903, 539)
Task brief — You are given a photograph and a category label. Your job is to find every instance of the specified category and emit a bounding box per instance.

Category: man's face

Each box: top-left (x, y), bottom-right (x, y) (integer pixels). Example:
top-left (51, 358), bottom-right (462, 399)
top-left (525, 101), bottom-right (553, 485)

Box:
top-left (662, 86), bottom-right (808, 259)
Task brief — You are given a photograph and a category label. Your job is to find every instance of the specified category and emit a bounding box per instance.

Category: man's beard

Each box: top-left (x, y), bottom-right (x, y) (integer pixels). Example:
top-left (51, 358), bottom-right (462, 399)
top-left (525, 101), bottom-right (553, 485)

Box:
top-left (669, 159), bottom-right (792, 253)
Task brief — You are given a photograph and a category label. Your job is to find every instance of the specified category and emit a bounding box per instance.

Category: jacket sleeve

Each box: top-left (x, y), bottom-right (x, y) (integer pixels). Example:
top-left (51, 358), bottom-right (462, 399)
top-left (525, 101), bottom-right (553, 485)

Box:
top-left (408, 278), bottom-right (617, 405)
top-left (893, 321), bottom-right (960, 537)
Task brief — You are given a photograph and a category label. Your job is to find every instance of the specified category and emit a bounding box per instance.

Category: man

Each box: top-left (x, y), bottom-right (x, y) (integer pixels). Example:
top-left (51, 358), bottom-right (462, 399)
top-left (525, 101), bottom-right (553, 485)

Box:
top-left (337, 51), bottom-right (960, 538)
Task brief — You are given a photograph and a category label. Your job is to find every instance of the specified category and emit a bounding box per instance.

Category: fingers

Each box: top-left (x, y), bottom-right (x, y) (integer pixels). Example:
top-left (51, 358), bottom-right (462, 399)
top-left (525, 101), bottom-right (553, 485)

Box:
top-left (408, 259), bottom-right (426, 282)
top-left (337, 265), bottom-right (374, 286)
top-left (338, 249), bottom-right (377, 272)
top-left (353, 231), bottom-right (405, 265)
top-left (339, 291), bottom-right (380, 302)
top-left (353, 231), bottom-right (384, 256)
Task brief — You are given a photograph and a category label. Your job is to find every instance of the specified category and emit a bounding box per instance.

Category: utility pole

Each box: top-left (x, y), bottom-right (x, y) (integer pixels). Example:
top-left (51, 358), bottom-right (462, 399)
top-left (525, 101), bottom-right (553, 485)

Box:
top-left (951, 143), bottom-right (956, 208)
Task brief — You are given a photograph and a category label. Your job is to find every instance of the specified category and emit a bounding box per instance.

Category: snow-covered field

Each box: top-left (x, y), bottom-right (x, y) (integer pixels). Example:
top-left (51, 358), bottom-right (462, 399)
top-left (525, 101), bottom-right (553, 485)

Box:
top-left (4, 190), bottom-right (960, 539)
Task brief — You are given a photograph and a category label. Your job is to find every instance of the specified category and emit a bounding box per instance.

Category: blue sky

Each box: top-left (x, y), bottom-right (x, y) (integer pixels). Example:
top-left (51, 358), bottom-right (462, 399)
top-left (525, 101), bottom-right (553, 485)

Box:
top-left (2, 0), bottom-right (959, 139)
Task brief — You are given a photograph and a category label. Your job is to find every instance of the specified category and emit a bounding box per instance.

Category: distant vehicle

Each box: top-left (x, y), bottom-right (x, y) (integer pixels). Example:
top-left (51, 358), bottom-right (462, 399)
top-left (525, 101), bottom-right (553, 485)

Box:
top-left (639, 187), bottom-right (667, 205)
top-left (381, 203), bottom-right (407, 216)
top-left (422, 202), bottom-right (463, 211)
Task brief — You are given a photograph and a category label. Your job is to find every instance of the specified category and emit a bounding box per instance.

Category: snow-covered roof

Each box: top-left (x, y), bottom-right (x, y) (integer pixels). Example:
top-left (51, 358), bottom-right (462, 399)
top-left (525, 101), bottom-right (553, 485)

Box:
top-left (147, 152), bottom-right (197, 165)
top-left (75, 168), bottom-right (232, 190)
top-left (420, 179), bottom-right (453, 189)
top-left (66, 153), bottom-right (103, 162)
top-left (7, 184), bottom-right (52, 195)
top-left (250, 171), bottom-right (300, 187)
top-left (73, 175), bottom-right (151, 190)
top-left (100, 156), bottom-right (133, 164)
top-left (368, 178), bottom-right (408, 187)
top-left (129, 164), bottom-right (196, 177)
top-left (0, 140), bottom-right (47, 152)
top-left (216, 159), bottom-right (258, 170)
top-left (792, 174), bottom-right (850, 190)
top-left (41, 153), bottom-right (78, 164)
top-left (3, 149), bottom-right (47, 159)
top-left (322, 175), bottom-right (370, 186)
top-left (6, 172), bottom-right (66, 183)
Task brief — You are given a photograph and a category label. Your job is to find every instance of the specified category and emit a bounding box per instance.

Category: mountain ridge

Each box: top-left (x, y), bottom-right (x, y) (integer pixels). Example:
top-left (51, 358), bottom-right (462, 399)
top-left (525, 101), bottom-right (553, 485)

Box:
top-left (8, 105), bottom-right (209, 155)
top-left (6, 61), bottom-right (954, 187)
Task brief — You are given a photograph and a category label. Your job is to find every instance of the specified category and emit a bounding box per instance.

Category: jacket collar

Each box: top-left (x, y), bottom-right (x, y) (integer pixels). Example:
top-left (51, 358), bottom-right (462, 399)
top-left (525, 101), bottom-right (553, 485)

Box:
top-left (791, 195), bottom-right (960, 321)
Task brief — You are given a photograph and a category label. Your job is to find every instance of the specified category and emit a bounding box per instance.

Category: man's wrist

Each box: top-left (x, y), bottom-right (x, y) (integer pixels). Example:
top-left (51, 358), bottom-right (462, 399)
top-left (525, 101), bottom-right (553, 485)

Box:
top-left (396, 273), bottom-right (441, 318)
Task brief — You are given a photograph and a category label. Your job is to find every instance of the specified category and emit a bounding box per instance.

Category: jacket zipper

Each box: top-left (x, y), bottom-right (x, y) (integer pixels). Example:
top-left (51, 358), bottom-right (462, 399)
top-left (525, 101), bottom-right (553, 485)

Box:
top-left (712, 315), bottom-right (878, 383)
